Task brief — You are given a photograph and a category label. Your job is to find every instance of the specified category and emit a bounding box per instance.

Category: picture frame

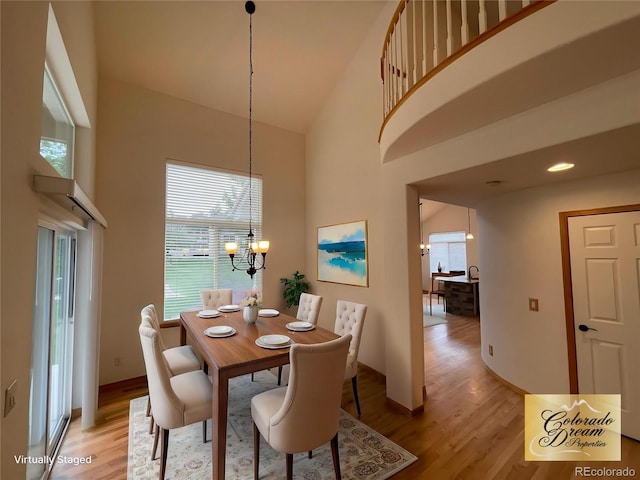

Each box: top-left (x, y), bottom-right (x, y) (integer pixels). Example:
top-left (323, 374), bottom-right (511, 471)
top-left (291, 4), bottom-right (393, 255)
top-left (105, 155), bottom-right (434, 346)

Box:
top-left (317, 220), bottom-right (368, 287)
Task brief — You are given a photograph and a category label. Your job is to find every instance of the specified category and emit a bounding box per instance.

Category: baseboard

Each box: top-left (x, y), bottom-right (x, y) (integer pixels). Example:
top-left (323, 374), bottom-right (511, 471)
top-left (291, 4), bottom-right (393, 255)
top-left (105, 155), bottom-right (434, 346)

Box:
top-left (99, 375), bottom-right (148, 395)
top-left (482, 361), bottom-right (528, 395)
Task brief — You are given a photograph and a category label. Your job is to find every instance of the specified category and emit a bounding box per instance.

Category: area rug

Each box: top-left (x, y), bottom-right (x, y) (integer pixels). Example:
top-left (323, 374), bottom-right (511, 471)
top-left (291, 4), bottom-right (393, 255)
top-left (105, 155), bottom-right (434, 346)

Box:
top-left (128, 371), bottom-right (417, 479)
top-left (423, 314), bottom-right (447, 327)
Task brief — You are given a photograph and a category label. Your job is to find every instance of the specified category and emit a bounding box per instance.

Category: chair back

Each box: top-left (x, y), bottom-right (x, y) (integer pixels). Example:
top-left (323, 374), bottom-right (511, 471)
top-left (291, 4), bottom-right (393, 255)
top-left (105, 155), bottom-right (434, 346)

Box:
top-left (296, 293), bottom-right (323, 325)
top-left (138, 318), bottom-right (185, 429)
top-left (334, 300), bottom-right (367, 378)
top-left (200, 289), bottom-right (233, 309)
top-left (141, 304), bottom-right (168, 351)
top-left (268, 335), bottom-right (351, 453)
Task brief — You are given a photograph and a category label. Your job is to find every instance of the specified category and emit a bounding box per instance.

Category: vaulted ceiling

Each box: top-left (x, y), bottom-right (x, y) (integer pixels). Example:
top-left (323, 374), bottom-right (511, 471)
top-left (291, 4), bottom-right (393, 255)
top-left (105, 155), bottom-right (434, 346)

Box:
top-left (94, 1), bottom-right (388, 135)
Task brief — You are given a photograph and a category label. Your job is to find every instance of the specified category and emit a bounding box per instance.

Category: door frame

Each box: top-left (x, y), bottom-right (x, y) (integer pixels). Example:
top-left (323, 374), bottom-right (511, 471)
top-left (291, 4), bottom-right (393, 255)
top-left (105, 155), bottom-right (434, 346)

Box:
top-left (559, 203), bottom-right (640, 393)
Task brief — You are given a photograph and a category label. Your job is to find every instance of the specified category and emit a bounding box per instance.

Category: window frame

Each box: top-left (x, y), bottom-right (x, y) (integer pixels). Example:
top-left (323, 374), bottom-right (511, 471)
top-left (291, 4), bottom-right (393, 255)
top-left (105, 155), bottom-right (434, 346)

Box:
top-left (163, 161), bottom-right (263, 320)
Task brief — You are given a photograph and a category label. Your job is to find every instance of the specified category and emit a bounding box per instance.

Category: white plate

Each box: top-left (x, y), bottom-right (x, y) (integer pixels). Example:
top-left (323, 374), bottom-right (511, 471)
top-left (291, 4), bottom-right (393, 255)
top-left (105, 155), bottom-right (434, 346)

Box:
top-left (286, 321), bottom-right (315, 331)
top-left (258, 309), bottom-right (279, 317)
top-left (258, 334), bottom-right (291, 346)
top-left (198, 310), bottom-right (220, 318)
top-left (204, 326), bottom-right (236, 338)
top-left (255, 337), bottom-right (292, 349)
top-left (218, 305), bottom-right (241, 312)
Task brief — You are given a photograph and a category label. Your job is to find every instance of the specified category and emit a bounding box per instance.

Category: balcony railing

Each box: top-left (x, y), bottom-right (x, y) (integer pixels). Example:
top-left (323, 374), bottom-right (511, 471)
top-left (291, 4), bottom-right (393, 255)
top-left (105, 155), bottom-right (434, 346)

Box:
top-left (380, 0), bottom-right (554, 137)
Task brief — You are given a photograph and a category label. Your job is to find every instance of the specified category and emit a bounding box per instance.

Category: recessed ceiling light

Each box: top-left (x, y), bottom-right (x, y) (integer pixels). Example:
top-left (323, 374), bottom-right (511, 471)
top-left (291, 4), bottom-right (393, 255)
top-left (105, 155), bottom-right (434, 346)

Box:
top-left (547, 162), bottom-right (574, 172)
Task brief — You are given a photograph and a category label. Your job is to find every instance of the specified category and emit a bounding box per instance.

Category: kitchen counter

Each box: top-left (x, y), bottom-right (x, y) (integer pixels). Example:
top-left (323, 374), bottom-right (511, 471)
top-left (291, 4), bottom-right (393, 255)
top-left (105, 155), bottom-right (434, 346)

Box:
top-left (436, 275), bottom-right (479, 317)
top-left (435, 275), bottom-right (479, 284)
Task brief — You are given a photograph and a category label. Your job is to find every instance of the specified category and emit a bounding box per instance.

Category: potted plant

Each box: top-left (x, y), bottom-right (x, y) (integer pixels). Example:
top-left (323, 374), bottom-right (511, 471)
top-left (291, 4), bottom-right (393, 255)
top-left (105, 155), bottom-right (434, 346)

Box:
top-left (280, 271), bottom-right (310, 309)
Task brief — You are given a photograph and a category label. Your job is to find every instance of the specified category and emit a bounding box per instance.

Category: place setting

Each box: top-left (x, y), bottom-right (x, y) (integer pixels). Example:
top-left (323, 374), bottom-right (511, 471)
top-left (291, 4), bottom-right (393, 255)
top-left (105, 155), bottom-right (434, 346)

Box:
top-left (218, 304), bottom-right (241, 313)
top-left (197, 309), bottom-right (221, 318)
top-left (255, 334), bottom-right (293, 349)
top-left (204, 325), bottom-right (236, 338)
top-left (285, 321), bottom-right (315, 332)
top-left (258, 308), bottom-right (279, 317)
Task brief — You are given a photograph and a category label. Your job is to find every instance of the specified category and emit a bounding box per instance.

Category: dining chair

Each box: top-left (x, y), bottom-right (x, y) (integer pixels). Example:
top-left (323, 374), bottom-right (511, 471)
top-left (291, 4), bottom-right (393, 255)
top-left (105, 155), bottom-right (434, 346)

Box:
top-left (141, 304), bottom-right (201, 376)
top-left (200, 288), bottom-right (233, 310)
top-left (334, 300), bottom-right (367, 417)
top-left (429, 276), bottom-right (446, 316)
top-left (251, 334), bottom-right (351, 480)
top-left (139, 319), bottom-right (213, 480)
top-left (140, 305), bottom-right (201, 454)
top-left (296, 293), bottom-right (323, 325)
top-left (274, 293), bottom-right (323, 385)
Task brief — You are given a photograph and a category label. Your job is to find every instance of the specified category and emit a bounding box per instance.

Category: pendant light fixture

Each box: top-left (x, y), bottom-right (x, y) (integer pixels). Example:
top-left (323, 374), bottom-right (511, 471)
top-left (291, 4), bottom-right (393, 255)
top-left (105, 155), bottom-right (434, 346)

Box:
top-left (419, 202), bottom-right (429, 256)
top-left (466, 207), bottom-right (474, 240)
top-left (224, 1), bottom-right (269, 278)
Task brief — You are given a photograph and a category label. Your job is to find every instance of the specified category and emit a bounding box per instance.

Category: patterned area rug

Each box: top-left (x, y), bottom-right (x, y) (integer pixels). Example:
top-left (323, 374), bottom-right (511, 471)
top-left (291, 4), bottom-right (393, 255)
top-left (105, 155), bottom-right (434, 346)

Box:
top-left (423, 314), bottom-right (447, 327)
top-left (128, 371), bottom-right (416, 479)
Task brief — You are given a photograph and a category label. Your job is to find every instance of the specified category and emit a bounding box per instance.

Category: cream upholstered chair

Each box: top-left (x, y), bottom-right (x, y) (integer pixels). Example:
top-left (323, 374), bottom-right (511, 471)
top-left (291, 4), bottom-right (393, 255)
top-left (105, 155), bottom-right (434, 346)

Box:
top-left (296, 293), bottom-right (323, 325)
top-left (200, 288), bottom-right (233, 310)
top-left (140, 305), bottom-right (201, 454)
top-left (139, 319), bottom-right (213, 480)
top-left (141, 304), bottom-right (201, 376)
top-left (274, 293), bottom-right (324, 385)
top-left (251, 334), bottom-right (351, 480)
top-left (335, 300), bottom-right (367, 417)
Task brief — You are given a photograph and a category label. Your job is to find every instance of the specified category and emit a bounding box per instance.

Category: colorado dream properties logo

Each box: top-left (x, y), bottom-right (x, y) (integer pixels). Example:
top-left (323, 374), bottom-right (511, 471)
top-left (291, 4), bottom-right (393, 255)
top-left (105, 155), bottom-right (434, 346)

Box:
top-left (525, 394), bottom-right (621, 461)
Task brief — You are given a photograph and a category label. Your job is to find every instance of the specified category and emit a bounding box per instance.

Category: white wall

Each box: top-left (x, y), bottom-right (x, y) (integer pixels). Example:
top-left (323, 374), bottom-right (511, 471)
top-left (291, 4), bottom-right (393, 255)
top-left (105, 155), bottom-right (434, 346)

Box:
top-left (305, 2), bottom-right (396, 379)
top-left (96, 79), bottom-right (306, 385)
top-left (479, 169), bottom-right (640, 393)
top-left (1, 2), bottom-right (98, 477)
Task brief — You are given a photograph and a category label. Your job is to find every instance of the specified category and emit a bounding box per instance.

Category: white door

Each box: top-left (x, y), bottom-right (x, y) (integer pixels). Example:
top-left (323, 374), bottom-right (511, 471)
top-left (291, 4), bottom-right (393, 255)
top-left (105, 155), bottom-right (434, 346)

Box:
top-left (569, 211), bottom-right (640, 441)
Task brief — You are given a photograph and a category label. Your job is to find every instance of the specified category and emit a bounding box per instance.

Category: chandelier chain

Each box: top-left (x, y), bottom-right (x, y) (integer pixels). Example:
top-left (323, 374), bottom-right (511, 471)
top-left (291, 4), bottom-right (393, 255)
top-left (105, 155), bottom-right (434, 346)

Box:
top-left (248, 9), bottom-right (253, 234)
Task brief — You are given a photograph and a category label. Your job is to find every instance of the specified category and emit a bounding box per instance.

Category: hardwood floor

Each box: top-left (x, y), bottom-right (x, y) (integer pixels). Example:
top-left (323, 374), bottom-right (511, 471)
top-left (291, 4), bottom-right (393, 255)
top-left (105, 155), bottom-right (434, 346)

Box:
top-left (51, 306), bottom-right (640, 479)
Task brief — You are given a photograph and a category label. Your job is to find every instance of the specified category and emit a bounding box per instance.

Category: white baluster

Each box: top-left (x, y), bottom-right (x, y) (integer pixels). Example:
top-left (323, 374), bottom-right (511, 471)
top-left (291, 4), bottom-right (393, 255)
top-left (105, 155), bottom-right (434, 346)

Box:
top-left (498, 0), bottom-right (507, 21)
top-left (478, 0), bottom-right (487, 34)
top-left (384, 48), bottom-right (390, 115)
top-left (389, 32), bottom-right (396, 108)
top-left (446, 0), bottom-right (453, 56)
top-left (432, 0), bottom-right (439, 66)
top-left (461, 0), bottom-right (469, 45)
top-left (400, 6), bottom-right (407, 95)
top-left (422, 0), bottom-right (428, 75)
top-left (412, 0), bottom-right (418, 85)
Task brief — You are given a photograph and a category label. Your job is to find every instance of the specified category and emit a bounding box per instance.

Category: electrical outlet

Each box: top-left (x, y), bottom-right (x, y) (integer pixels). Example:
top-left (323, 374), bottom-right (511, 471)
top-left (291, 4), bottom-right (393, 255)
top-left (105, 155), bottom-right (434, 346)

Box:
top-left (4, 379), bottom-right (17, 417)
top-left (114, 357), bottom-right (121, 367)
top-left (529, 298), bottom-right (539, 312)
top-left (489, 345), bottom-right (494, 356)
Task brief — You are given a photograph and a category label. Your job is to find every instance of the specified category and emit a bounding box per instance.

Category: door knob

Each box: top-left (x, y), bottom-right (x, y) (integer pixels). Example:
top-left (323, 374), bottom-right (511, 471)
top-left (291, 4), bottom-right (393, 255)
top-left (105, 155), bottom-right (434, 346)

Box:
top-left (578, 324), bottom-right (598, 332)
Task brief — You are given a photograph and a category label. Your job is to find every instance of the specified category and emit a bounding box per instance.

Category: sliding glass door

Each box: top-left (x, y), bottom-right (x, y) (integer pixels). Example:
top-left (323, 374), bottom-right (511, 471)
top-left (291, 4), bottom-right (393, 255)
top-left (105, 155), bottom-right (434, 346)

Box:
top-left (28, 224), bottom-right (76, 479)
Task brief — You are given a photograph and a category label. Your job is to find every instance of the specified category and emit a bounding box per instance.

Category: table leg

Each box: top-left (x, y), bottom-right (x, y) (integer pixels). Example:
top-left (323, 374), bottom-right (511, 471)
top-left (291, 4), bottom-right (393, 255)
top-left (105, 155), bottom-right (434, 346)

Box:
top-left (212, 368), bottom-right (229, 480)
top-left (180, 323), bottom-right (186, 346)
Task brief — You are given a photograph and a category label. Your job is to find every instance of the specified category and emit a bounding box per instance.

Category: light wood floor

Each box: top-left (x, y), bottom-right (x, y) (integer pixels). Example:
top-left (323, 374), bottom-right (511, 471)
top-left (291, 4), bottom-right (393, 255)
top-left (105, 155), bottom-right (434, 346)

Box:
top-left (51, 306), bottom-right (640, 479)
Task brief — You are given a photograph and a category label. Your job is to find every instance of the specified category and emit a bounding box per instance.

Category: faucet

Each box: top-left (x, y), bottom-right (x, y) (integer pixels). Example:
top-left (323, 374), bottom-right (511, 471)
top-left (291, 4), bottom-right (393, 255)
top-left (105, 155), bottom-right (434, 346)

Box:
top-left (468, 265), bottom-right (479, 280)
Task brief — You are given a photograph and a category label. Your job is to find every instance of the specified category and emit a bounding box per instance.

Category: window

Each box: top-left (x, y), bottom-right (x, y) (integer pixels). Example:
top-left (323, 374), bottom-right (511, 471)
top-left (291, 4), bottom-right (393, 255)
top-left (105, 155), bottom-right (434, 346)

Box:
top-left (428, 231), bottom-right (467, 273)
top-left (164, 162), bottom-right (263, 320)
top-left (40, 65), bottom-right (74, 178)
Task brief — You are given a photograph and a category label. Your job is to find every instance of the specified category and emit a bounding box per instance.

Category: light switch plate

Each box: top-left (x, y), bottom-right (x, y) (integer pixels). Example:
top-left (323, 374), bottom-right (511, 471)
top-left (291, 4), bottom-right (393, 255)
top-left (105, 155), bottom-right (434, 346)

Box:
top-left (529, 298), bottom-right (539, 312)
top-left (4, 379), bottom-right (17, 417)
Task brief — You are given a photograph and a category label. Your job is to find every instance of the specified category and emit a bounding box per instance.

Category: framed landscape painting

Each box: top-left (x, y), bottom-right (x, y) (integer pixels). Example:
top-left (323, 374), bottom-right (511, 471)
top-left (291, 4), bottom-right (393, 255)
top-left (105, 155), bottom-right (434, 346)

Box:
top-left (317, 220), bottom-right (368, 287)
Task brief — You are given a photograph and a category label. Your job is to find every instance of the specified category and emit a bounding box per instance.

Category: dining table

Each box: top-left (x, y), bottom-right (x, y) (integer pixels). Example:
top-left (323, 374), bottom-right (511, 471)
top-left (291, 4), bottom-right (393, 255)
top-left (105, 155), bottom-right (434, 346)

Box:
top-left (179, 307), bottom-right (339, 480)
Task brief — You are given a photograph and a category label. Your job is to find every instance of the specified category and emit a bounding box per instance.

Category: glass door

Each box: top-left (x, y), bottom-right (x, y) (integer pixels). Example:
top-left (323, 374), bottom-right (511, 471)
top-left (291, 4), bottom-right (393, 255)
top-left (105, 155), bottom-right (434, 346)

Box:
top-left (28, 224), bottom-right (76, 480)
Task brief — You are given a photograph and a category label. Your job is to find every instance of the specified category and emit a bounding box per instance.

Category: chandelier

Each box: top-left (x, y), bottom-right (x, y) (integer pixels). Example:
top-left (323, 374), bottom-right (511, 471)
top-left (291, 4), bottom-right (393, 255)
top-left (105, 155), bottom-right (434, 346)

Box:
top-left (224, 1), bottom-right (269, 278)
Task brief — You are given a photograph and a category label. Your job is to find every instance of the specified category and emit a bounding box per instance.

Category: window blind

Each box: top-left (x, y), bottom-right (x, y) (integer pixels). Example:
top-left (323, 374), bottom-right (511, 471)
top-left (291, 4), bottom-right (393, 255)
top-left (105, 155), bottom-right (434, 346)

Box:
top-left (428, 231), bottom-right (467, 273)
top-left (164, 162), bottom-right (262, 320)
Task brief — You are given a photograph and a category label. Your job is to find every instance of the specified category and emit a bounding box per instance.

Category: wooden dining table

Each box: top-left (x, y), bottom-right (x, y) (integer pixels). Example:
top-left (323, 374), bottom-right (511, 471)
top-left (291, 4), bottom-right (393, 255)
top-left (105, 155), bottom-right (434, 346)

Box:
top-left (179, 308), bottom-right (339, 480)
